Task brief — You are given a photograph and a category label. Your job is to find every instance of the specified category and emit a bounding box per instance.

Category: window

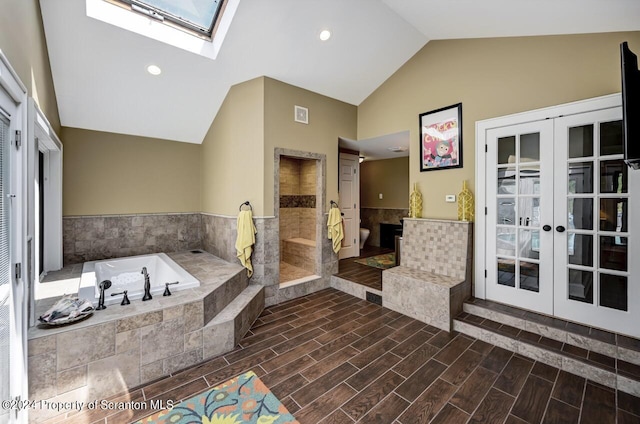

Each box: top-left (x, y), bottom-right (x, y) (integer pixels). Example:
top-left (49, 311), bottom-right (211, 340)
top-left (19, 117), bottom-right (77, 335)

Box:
top-left (116, 0), bottom-right (225, 38)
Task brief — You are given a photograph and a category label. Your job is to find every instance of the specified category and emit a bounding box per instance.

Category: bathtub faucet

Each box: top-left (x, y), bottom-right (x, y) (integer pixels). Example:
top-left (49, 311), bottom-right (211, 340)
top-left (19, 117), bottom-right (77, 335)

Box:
top-left (141, 267), bottom-right (152, 301)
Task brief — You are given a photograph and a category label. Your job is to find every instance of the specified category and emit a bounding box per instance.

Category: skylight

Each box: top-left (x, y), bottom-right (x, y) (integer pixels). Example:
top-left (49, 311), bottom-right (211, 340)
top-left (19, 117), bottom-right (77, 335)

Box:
top-left (117, 0), bottom-right (224, 38)
top-left (87, 0), bottom-right (238, 61)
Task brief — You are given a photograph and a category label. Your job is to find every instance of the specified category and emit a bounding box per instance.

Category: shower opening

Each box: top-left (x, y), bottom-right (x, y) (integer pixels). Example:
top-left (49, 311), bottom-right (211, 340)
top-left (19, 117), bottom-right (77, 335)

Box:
top-left (278, 155), bottom-right (320, 285)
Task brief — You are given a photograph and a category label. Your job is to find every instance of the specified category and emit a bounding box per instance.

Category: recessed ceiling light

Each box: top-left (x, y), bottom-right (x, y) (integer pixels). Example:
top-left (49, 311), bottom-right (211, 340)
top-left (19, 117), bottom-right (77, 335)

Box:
top-left (146, 64), bottom-right (162, 75)
top-left (319, 30), bottom-right (331, 41)
top-left (387, 146), bottom-right (408, 153)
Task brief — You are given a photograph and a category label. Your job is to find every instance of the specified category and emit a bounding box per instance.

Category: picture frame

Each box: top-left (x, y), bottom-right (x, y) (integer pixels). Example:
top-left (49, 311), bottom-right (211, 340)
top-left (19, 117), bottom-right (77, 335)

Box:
top-left (419, 103), bottom-right (463, 171)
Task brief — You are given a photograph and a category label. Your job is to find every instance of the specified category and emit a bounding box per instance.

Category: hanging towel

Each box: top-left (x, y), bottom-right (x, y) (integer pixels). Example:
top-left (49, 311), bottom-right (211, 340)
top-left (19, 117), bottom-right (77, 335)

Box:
top-left (327, 207), bottom-right (344, 254)
top-left (236, 210), bottom-right (257, 277)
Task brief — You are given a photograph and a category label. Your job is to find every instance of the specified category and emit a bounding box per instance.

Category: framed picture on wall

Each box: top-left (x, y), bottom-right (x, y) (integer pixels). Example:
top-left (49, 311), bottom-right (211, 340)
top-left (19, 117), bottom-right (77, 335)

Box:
top-left (419, 103), bottom-right (463, 171)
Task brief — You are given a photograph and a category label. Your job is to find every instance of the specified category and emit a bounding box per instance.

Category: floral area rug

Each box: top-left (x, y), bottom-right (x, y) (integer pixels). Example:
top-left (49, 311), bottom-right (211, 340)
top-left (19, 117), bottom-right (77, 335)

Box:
top-left (137, 371), bottom-right (299, 424)
top-left (354, 253), bottom-right (396, 269)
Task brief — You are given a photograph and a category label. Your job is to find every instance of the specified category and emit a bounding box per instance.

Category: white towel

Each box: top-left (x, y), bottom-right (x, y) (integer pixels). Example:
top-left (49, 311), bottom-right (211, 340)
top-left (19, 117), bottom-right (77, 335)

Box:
top-left (327, 207), bottom-right (344, 254)
top-left (236, 210), bottom-right (257, 277)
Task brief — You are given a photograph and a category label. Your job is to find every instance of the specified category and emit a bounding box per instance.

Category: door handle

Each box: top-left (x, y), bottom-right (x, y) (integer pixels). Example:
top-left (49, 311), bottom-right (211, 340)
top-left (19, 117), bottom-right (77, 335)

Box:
top-left (556, 226), bottom-right (566, 233)
top-left (542, 225), bottom-right (552, 232)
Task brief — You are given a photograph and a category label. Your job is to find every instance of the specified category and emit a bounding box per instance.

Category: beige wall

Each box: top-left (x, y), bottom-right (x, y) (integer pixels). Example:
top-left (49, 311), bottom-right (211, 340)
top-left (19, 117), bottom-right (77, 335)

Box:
top-left (201, 77), bottom-right (265, 216)
top-left (358, 31), bottom-right (640, 219)
top-left (62, 128), bottom-right (202, 216)
top-left (361, 157), bottom-right (409, 209)
top-left (0, 0), bottom-right (60, 133)
top-left (264, 77), bottom-right (357, 215)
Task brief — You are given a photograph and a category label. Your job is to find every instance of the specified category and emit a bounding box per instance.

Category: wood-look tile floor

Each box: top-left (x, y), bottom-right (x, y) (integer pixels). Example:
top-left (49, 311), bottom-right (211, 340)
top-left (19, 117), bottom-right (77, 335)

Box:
top-left (56, 288), bottom-right (640, 424)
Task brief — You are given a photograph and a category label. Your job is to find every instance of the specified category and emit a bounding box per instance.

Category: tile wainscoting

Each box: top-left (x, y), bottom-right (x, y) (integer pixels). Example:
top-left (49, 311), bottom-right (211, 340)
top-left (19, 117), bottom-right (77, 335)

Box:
top-left (63, 213), bottom-right (202, 265)
top-left (361, 208), bottom-right (408, 247)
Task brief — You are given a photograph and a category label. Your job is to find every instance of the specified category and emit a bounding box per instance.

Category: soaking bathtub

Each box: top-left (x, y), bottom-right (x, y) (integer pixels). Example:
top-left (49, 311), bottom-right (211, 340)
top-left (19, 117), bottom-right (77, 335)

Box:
top-left (78, 253), bottom-right (200, 306)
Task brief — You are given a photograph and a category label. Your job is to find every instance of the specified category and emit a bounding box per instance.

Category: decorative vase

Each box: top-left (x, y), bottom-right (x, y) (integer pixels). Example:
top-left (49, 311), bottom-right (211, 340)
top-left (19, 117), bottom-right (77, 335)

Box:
top-left (409, 183), bottom-right (423, 218)
top-left (458, 180), bottom-right (474, 222)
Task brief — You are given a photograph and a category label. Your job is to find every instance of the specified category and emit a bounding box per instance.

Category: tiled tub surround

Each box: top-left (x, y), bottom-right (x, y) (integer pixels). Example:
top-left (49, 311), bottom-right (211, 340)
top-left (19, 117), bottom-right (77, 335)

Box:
top-left (383, 219), bottom-right (473, 332)
top-left (27, 251), bottom-right (264, 422)
top-left (360, 208), bottom-right (408, 247)
top-left (63, 213), bottom-right (202, 265)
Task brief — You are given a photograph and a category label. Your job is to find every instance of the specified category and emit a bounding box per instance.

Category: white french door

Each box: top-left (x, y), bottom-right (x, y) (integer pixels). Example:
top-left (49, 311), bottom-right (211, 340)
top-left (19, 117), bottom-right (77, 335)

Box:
top-left (484, 101), bottom-right (639, 337)
top-left (553, 109), bottom-right (638, 336)
top-left (486, 120), bottom-right (554, 314)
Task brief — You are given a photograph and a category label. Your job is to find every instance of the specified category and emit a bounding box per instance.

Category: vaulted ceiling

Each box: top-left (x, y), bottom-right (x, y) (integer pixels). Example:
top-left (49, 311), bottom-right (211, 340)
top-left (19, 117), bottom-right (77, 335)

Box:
top-left (40, 0), bottom-right (640, 144)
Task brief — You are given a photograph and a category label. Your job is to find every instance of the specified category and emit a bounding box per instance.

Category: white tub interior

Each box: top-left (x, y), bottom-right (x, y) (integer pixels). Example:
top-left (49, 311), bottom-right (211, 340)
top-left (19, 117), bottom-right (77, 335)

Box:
top-left (79, 253), bottom-right (199, 306)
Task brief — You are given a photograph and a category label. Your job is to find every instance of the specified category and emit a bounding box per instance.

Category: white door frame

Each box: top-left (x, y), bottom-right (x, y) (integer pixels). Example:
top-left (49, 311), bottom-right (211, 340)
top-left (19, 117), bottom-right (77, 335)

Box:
top-left (475, 94), bottom-right (621, 299)
top-left (0, 49), bottom-right (29, 424)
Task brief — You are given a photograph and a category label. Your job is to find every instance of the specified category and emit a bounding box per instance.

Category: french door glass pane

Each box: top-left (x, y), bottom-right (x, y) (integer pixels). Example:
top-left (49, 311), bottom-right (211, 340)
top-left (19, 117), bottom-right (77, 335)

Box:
top-left (599, 199), bottom-right (627, 232)
top-left (569, 162), bottom-right (594, 193)
top-left (568, 125), bottom-right (593, 158)
top-left (568, 198), bottom-right (593, 230)
top-left (600, 121), bottom-right (624, 156)
top-left (600, 236), bottom-right (628, 271)
top-left (600, 160), bottom-right (628, 193)
top-left (519, 197), bottom-right (539, 227)
top-left (568, 269), bottom-right (593, 304)
top-left (520, 133), bottom-right (540, 162)
top-left (497, 259), bottom-right (516, 287)
top-left (498, 169), bottom-right (516, 194)
top-left (498, 198), bottom-right (516, 225)
top-left (568, 234), bottom-right (593, 266)
top-left (519, 166), bottom-right (540, 194)
top-left (520, 262), bottom-right (539, 292)
top-left (497, 228), bottom-right (516, 256)
top-left (519, 230), bottom-right (540, 259)
top-left (498, 136), bottom-right (516, 164)
top-left (599, 274), bottom-right (627, 311)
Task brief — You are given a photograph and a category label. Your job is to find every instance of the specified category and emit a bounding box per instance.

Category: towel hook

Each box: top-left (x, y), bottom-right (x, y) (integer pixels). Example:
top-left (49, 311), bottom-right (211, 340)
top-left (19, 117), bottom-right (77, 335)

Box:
top-left (239, 201), bottom-right (252, 211)
top-left (330, 200), bottom-right (339, 209)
